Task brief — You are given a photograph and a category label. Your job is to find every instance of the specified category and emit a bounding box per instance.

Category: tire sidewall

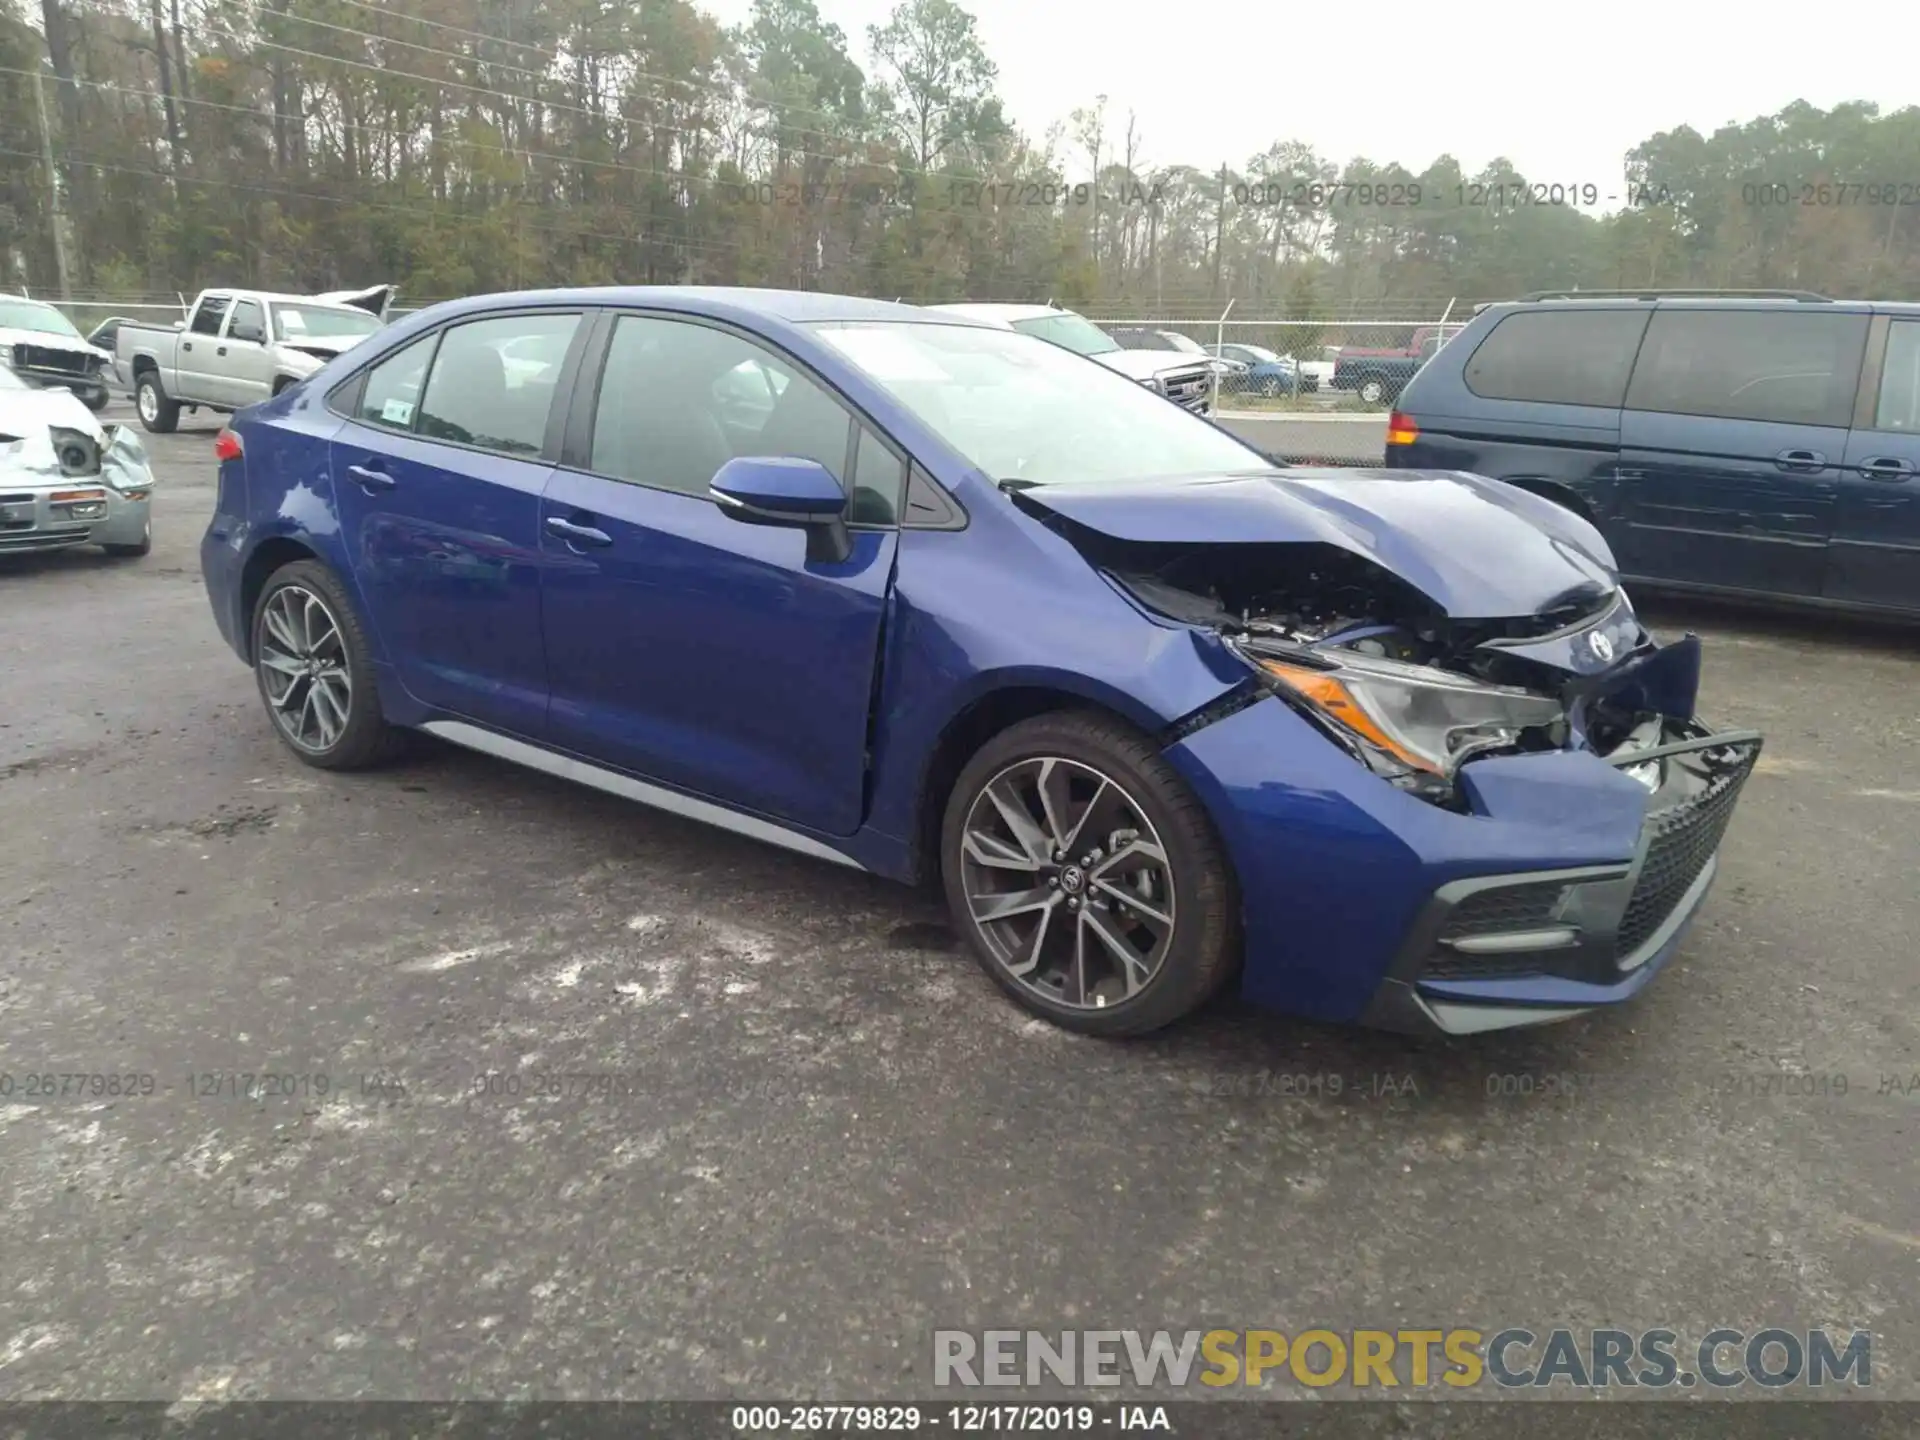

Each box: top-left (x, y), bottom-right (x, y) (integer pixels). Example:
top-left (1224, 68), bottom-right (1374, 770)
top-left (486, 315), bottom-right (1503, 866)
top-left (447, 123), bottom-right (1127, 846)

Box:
top-left (940, 713), bottom-right (1237, 1036)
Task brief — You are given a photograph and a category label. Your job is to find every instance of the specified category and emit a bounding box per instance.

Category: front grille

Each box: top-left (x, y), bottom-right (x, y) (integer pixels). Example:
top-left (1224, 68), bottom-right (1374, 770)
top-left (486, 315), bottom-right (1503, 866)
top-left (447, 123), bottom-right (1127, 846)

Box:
top-left (14, 344), bottom-right (92, 377)
top-left (1616, 749), bottom-right (1756, 958)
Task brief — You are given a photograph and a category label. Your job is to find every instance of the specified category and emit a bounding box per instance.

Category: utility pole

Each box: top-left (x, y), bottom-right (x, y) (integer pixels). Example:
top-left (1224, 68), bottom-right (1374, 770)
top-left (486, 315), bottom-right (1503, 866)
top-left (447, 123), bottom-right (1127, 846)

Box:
top-left (32, 60), bottom-right (73, 302)
top-left (1211, 164), bottom-right (1227, 300)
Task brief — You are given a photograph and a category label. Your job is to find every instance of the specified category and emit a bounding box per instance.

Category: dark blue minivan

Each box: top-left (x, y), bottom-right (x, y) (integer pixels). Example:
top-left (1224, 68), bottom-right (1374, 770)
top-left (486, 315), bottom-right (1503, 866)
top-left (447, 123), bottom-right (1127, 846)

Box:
top-left (1386, 291), bottom-right (1920, 617)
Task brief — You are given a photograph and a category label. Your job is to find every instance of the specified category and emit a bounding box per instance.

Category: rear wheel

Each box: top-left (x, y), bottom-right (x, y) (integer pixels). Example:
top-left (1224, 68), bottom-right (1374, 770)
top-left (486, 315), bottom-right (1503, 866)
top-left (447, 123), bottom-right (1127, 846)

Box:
top-left (80, 387), bottom-right (110, 413)
top-left (1358, 376), bottom-right (1388, 406)
top-left (135, 373), bottom-right (179, 433)
top-left (941, 711), bottom-right (1239, 1037)
top-left (1258, 375), bottom-right (1283, 398)
top-left (250, 560), bottom-right (404, 770)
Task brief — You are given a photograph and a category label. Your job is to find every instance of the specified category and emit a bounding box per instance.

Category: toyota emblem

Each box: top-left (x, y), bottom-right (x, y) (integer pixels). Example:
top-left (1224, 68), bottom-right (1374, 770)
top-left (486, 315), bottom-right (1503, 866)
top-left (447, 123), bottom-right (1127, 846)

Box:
top-left (1587, 630), bottom-right (1615, 664)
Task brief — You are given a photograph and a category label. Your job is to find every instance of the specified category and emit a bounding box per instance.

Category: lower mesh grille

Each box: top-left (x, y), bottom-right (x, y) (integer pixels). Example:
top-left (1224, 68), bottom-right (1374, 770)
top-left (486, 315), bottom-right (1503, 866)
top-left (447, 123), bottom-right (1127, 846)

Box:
top-left (1616, 750), bottom-right (1756, 958)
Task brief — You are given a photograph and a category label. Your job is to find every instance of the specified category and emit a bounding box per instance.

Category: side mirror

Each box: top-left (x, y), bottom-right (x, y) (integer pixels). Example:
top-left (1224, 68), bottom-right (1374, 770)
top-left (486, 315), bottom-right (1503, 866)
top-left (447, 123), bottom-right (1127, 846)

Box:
top-left (710, 456), bottom-right (851, 564)
top-left (233, 325), bottom-right (266, 345)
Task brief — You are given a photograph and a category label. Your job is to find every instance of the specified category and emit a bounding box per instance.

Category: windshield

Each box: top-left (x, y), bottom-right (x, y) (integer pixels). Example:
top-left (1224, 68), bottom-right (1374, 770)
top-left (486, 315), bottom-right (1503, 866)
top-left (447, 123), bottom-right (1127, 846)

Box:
top-left (1238, 345), bottom-right (1282, 363)
top-left (813, 321), bottom-right (1271, 487)
top-left (1159, 332), bottom-right (1207, 355)
top-left (0, 300), bottom-right (83, 340)
top-left (273, 304), bottom-right (383, 341)
top-left (1008, 313), bottom-right (1120, 357)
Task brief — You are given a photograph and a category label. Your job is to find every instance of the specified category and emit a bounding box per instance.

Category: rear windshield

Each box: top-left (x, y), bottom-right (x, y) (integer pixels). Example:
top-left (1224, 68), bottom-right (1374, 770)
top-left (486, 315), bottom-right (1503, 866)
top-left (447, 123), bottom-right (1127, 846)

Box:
top-left (1462, 310), bottom-right (1650, 407)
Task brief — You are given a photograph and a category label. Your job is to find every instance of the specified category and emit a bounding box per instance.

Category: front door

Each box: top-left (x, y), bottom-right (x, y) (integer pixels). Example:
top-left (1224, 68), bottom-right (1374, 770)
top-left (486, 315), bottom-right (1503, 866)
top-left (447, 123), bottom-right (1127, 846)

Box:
top-left (1615, 307), bottom-right (1869, 597)
top-left (539, 312), bottom-right (897, 837)
top-left (1827, 316), bottom-right (1920, 612)
top-left (329, 310), bottom-right (585, 738)
top-left (215, 296), bottom-right (276, 409)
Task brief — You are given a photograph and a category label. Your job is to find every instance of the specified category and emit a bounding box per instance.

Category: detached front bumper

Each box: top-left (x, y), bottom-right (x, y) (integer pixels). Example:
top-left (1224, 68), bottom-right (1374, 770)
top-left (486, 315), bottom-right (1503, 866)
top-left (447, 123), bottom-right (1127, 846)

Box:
top-left (1164, 695), bottom-right (1761, 1036)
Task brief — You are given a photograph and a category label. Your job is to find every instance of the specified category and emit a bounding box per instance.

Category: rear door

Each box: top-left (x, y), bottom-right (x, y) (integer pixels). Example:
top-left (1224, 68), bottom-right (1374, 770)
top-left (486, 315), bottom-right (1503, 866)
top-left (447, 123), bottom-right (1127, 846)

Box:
top-left (1397, 307), bottom-right (1645, 521)
top-left (1617, 306), bottom-right (1869, 597)
top-left (326, 308), bottom-right (587, 738)
top-left (178, 293), bottom-right (231, 399)
top-left (215, 296), bottom-right (275, 409)
top-left (538, 310), bottom-right (902, 836)
top-left (1827, 315), bottom-right (1920, 612)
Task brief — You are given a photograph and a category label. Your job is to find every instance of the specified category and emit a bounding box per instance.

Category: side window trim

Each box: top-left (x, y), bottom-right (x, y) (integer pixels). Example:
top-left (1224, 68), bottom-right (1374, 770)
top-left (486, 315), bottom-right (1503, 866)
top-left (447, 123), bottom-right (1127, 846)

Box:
top-left (1853, 314), bottom-right (1894, 431)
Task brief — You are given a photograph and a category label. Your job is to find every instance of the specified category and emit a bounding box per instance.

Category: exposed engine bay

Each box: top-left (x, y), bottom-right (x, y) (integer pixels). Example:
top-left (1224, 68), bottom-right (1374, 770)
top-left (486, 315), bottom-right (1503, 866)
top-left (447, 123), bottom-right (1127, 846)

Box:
top-left (1086, 536), bottom-right (1704, 805)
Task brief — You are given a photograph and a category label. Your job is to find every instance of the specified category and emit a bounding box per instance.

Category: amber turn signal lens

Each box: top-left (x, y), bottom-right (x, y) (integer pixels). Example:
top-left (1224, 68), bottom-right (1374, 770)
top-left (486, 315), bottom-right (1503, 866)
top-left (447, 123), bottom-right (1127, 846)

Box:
top-left (50, 488), bottom-right (108, 503)
top-left (1385, 411), bottom-right (1419, 446)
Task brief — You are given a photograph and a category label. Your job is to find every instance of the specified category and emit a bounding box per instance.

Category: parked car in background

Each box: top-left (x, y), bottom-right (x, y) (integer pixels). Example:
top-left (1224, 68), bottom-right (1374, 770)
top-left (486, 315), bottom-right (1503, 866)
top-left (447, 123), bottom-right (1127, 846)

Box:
top-left (1297, 345), bottom-right (1340, 391)
top-left (0, 296), bottom-right (112, 411)
top-left (84, 316), bottom-right (135, 383)
top-left (1106, 327), bottom-right (1245, 380)
top-left (202, 286), bottom-right (1760, 1041)
top-left (1387, 289), bottom-right (1920, 618)
top-left (0, 363), bottom-right (155, 556)
top-left (927, 303), bottom-right (1216, 414)
top-left (1207, 342), bottom-right (1315, 396)
top-left (117, 286), bottom-right (393, 433)
top-left (1331, 327), bottom-right (1459, 406)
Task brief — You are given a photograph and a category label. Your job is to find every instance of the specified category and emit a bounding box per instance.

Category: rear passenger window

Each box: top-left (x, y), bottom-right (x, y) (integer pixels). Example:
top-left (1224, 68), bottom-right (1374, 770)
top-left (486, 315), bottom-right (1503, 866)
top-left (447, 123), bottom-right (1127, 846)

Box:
top-left (1463, 310), bottom-right (1648, 406)
top-left (191, 295), bottom-right (231, 336)
top-left (417, 313), bottom-right (580, 457)
top-left (1873, 321), bottom-right (1920, 432)
top-left (353, 334), bottom-right (436, 432)
top-left (1624, 310), bottom-right (1870, 428)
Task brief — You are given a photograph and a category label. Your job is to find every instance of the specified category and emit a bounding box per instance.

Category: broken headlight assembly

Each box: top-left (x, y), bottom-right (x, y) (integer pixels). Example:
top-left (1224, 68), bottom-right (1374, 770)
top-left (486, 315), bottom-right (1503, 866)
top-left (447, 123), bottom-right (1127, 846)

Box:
top-left (49, 427), bottom-right (102, 478)
top-left (1238, 642), bottom-right (1566, 802)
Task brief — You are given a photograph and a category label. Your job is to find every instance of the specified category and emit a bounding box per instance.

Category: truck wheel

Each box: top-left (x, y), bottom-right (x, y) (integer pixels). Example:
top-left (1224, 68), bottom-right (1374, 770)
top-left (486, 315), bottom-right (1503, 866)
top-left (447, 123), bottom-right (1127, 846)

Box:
top-left (136, 374), bottom-right (180, 434)
top-left (1358, 376), bottom-right (1387, 406)
top-left (80, 387), bottom-right (110, 413)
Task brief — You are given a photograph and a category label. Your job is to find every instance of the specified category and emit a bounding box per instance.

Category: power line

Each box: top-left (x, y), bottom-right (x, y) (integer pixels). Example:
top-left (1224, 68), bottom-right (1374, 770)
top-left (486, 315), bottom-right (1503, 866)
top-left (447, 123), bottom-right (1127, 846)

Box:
top-left (293, 0), bottom-right (871, 137)
top-left (229, 14), bottom-right (871, 168)
top-left (4, 146), bottom-right (751, 258)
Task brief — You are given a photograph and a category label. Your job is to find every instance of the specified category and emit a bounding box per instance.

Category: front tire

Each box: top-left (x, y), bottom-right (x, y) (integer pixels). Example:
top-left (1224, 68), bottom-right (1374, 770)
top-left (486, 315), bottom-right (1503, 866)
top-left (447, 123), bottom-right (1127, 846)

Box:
top-left (135, 374), bottom-right (179, 433)
top-left (1358, 376), bottom-right (1387, 406)
top-left (250, 559), bottom-right (404, 770)
top-left (941, 711), bottom-right (1240, 1037)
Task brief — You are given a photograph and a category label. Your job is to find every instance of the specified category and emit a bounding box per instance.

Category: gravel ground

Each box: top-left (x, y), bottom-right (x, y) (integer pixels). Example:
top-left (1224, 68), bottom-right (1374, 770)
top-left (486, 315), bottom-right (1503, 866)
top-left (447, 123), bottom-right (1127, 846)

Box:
top-left (1, 405), bottom-right (1915, 1408)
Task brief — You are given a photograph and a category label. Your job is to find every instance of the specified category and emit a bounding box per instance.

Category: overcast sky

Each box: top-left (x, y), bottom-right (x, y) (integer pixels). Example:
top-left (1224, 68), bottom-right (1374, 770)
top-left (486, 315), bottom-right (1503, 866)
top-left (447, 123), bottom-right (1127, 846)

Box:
top-left (697, 0), bottom-right (1913, 214)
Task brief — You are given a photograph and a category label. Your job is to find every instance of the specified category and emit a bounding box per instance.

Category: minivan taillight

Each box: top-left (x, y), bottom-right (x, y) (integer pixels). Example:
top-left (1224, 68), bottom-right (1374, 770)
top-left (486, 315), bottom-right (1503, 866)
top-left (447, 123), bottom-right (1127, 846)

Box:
top-left (214, 427), bottom-right (243, 462)
top-left (1385, 411), bottom-right (1418, 446)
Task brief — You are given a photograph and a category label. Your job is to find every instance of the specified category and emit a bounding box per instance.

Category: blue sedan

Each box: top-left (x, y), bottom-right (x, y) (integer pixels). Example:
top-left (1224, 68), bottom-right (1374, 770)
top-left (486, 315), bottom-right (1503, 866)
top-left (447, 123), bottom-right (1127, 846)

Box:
top-left (200, 287), bottom-right (1761, 1038)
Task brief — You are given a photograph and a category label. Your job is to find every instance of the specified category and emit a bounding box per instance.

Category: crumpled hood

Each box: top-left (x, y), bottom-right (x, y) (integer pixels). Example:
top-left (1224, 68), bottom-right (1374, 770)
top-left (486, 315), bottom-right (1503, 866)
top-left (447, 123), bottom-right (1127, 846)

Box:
top-left (0, 326), bottom-right (111, 364)
top-left (0, 383), bottom-right (102, 444)
top-left (1013, 467), bottom-right (1619, 620)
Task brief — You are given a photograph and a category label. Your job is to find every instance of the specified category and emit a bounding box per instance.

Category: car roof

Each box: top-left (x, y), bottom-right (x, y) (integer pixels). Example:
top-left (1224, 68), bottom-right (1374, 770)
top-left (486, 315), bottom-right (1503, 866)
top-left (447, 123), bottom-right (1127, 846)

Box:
top-left (402, 286), bottom-right (989, 329)
top-left (1476, 296), bottom-right (1920, 318)
top-left (924, 302), bottom-right (1065, 326)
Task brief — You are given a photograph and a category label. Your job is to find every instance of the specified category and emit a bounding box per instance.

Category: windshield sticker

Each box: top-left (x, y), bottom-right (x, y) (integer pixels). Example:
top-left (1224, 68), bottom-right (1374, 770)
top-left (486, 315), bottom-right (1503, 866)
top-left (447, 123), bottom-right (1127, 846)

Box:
top-left (380, 399), bottom-right (414, 425)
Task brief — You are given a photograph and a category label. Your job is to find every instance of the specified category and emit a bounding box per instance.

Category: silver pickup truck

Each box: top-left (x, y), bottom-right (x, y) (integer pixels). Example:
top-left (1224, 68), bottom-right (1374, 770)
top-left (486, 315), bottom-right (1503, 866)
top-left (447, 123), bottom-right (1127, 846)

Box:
top-left (117, 285), bottom-right (393, 433)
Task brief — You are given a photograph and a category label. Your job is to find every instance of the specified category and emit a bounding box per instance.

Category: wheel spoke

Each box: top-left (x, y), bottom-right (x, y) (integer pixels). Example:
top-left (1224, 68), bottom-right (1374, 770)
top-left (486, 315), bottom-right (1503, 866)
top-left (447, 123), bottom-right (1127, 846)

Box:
top-left (1081, 907), bottom-right (1152, 997)
top-left (263, 602), bottom-right (301, 655)
top-left (258, 650), bottom-right (304, 678)
top-left (1064, 919), bottom-right (1091, 1006)
top-left (1003, 901), bottom-right (1057, 979)
top-left (1092, 880), bottom-right (1172, 933)
top-left (1091, 836), bottom-right (1167, 879)
top-left (984, 777), bottom-right (1053, 865)
top-left (1057, 777), bottom-right (1110, 857)
top-left (312, 676), bottom-right (350, 740)
top-left (1035, 759), bottom-right (1075, 852)
top-left (970, 886), bottom-right (1059, 925)
top-left (963, 827), bottom-right (1042, 873)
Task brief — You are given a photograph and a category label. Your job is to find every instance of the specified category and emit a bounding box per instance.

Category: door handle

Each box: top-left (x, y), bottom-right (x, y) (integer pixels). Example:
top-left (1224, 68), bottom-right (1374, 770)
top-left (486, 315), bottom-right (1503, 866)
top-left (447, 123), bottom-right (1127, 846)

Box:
top-left (182, 341), bottom-right (193, 352)
top-left (1859, 456), bottom-right (1917, 481)
top-left (545, 516), bottom-right (612, 548)
top-left (346, 463), bottom-right (396, 493)
top-left (1774, 448), bottom-right (1825, 472)
top-left (217, 346), bottom-right (228, 356)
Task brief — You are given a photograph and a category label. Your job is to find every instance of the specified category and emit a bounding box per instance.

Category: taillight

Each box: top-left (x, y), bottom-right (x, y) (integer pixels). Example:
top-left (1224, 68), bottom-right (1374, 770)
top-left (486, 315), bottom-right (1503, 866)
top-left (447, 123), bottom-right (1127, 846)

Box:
top-left (1385, 411), bottom-right (1419, 446)
top-left (214, 427), bottom-right (243, 462)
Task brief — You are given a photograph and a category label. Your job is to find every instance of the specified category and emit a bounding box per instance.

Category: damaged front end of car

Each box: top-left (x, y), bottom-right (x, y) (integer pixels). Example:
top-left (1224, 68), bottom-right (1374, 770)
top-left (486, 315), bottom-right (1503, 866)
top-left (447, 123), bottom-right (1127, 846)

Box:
top-left (1006, 469), bottom-right (1763, 1034)
top-left (0, 387), bottom-right (156, 556)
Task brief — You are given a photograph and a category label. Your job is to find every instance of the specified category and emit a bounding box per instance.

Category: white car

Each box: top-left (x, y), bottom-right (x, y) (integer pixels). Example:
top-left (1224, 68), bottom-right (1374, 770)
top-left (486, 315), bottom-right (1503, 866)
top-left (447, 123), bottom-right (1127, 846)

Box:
top-left (0, 363), bottom-right (155, 557)
top-left (924, 303), bottom-right (1216, 414)
top-left (0, 296), bottom-right (114, 411)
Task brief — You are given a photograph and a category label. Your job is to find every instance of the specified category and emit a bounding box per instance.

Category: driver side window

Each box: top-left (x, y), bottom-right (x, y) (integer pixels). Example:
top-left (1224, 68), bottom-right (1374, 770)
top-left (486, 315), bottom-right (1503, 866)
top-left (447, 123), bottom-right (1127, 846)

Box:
top-left (589, 315), bottom-right (861, 508)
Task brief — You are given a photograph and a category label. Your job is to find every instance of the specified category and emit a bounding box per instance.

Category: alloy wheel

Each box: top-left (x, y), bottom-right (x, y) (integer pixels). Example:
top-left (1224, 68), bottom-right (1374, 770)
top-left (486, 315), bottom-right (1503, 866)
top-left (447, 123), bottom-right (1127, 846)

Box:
top-left (258, 584), bottom-right (353, 753)
top-left (957, 756), bottom-right (1177, 1010)
top-left (138, 384), bottom-right (158, 424)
